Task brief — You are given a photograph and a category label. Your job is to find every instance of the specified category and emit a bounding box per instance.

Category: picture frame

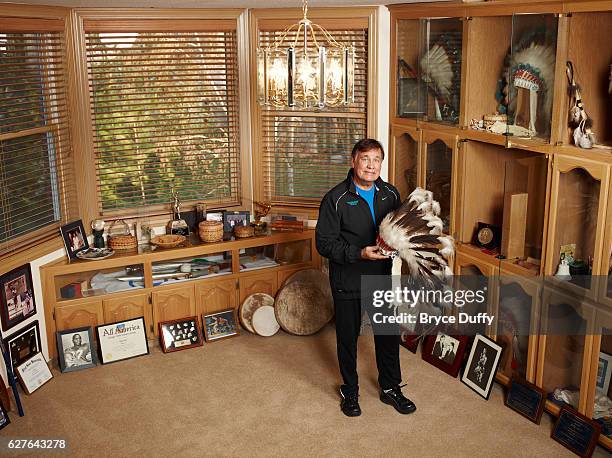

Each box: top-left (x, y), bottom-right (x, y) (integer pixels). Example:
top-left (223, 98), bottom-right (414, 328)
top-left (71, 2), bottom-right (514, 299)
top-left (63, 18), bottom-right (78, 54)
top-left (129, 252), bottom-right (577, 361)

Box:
top-left (461, 334), bottom-right (503, 399)
top-left (0, 400), bottom-right (9, 430)
top-left (399, 325), bottom-right (422, 354)
top-left (203, 309), bottom-right (239, 342)
top-left (504, 377), bottom-right (546, 424)
top-left (56, 327), bottom-right (97, 372)
top-left (551, 405), bottom-right (601, 458)
top-left (96, 317), bottom-right (149, 364)
top-left (205, 211), bottom-right (224, 222)
top-left (0, 264), bottom-right (36, 332)
top-left (15, 352), bottom-right (53, 395)
top-left (159, 316), bottom-right (203, 353)
top-left (3, 320), bottom-right (41, 372)
top-left (60, 220), bottom-right (89, 260)
top-left (596, 351), bottom-right (612, 395)
top-left (422, 331), bottom-right (468, 378)
top-left (222, 211), bottom-right (250, 233)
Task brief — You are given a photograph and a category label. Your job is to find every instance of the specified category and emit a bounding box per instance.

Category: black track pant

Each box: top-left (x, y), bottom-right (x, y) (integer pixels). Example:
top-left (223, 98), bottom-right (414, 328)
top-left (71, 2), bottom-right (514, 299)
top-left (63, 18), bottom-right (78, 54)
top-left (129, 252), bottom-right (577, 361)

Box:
top-left (334, 298), bottom-right (401, 397)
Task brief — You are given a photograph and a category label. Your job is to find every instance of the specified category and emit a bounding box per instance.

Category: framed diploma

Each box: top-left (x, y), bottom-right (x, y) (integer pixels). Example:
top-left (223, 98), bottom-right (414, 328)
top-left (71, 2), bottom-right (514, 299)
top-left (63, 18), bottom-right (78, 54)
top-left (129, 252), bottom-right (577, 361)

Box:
top-left (551, 406), bottom-right (601, 458)
top-left (15, 352), bottom-right (53, 395)
top-left (96, 317), bottom-right (149, 365)
top-left (504, 378), bottom-right (546, 424)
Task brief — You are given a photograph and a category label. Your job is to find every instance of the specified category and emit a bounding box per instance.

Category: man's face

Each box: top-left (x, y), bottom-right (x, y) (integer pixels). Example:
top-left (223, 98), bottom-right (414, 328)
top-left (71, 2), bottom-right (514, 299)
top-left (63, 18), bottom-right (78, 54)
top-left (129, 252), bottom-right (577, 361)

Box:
top-left (73, 334), bottom-right (82, 346)
top-left (351, 148), bottom-right (382, 185)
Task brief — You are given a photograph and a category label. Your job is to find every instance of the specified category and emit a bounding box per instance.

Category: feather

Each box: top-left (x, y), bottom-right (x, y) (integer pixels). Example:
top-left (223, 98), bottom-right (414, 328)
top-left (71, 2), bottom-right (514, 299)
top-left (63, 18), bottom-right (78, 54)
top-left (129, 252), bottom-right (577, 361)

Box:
top-left (420, 44), bottom-right (453, 99)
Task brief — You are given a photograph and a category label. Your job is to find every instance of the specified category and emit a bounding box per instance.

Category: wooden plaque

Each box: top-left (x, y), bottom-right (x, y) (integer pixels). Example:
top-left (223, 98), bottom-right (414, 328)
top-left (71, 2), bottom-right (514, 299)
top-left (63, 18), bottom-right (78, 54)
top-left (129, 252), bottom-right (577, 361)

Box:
top-left (551, 406), bottom-right (601, 458)
top-left (504, 378), bottom-right (545, 424)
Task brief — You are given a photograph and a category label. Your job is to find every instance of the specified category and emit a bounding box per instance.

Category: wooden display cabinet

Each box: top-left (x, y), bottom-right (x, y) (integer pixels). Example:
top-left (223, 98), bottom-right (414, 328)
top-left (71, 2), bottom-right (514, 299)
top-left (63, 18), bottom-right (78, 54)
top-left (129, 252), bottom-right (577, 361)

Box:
top-left (544, 155), bottom-right (610, 298)
top-left (536, 287), bottom-right (596, 415)
top-left (389, 125), bottom-right (421, 200)
top-left (41, 230), bottom-right (320, 358)
top-left (598, 168), bottom-right (612, 308)
top-left (392, 17), bottom-right (424, 122)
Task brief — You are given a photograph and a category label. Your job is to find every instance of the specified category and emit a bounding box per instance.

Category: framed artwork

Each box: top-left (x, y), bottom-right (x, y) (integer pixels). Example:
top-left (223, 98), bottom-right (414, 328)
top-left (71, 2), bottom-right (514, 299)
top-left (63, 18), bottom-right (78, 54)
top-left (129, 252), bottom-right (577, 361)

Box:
top-left (461, 334), bottom-right (503, 399)
top-left (206, 211), bottom-right (224, 222)
top-left (0, 264), bottom-right (36, 332)
top-left (159, 317), bottom-right (203, 353)
top-left (222, 211), bottom-right (250, 233)
top-left (15, 352), bottom-right (53, 395)
top-left (552, 405), bottom-right (601, 458)
top-left (596, 351), bottom-right (612, 395)
top-left (56, 327), bottom-right (97, 372)
top-left (0, 401), bottom-right (9, 430)
top-left (96, 317), bottom-right (149, 364)
top-left (3, 320), bottom-right (41, 373)
top-left (422, 332), bottom-right (468, 378)
top-left (60, 220), bottom-right (89, 260)
top-left (203, 309), bottom-right (239, 342)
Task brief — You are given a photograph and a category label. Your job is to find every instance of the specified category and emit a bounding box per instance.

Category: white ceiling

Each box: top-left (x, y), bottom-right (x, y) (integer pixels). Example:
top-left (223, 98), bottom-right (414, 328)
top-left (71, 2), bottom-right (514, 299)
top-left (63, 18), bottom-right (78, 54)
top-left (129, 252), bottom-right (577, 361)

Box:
top-left (9, 0), bottom-right (441, 8)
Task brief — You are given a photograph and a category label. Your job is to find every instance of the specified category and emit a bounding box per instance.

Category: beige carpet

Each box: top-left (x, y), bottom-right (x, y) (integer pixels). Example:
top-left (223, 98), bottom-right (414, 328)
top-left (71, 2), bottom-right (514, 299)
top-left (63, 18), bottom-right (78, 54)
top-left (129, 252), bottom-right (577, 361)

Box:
top-left (0, 325), bottom-right (607, 457)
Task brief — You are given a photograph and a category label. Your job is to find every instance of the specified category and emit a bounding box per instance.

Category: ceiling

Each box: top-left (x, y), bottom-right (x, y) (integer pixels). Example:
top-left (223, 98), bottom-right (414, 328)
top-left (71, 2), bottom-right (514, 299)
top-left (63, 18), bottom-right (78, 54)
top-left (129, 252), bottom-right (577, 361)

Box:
top-left (11, 0), bottom-right (442, 8)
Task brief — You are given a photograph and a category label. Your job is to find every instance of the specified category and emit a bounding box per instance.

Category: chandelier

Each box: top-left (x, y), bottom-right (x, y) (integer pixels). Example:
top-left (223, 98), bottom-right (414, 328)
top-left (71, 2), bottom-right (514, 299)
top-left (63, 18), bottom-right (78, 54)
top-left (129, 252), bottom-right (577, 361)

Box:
top-left (256, 0), bottom-right (355, 108)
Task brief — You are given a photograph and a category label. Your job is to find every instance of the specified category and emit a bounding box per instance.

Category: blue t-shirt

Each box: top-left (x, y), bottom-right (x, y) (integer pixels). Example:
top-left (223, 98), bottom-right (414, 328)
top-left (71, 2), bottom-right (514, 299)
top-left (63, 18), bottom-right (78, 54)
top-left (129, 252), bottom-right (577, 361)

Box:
top-left (355, 183), bottom-right (376, 223)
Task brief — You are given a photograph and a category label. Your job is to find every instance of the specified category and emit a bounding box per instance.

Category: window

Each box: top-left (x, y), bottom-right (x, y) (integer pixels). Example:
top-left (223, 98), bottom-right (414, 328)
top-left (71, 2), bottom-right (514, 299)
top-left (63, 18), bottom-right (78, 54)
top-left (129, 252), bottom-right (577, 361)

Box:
top-left (83, 20), bottom-right (240, 214)
top-left (0, 19), bottom-right (77, 253)
top-left (255, 22), bottom-right (369, 207)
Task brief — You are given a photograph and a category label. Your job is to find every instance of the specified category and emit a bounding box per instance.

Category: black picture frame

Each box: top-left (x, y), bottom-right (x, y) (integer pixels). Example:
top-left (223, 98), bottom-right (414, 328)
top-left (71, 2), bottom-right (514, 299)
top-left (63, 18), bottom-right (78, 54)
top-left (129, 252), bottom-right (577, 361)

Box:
top-left (60, 220), bottom-right (89, 260)
top-left (0, 264), bottom-right (36, 332)
top-left (96, 317), bottom-right (149, 365)
top-left (551, 405), bottom-right (601, 458)
top-left (0, 401), bottom-right (9, 431)
top-left (56, 327), bottom-right (97, 372)
top-left (159, 316), bottom-right (204, 353)
top-left (222, 211), bottom-right (250, 233)
top-left (461, 334), bottom-right (503, 400)
top-left (504, 377), bottom-right (546, 424)
top-left (3, 320), bottom-right (41, 373)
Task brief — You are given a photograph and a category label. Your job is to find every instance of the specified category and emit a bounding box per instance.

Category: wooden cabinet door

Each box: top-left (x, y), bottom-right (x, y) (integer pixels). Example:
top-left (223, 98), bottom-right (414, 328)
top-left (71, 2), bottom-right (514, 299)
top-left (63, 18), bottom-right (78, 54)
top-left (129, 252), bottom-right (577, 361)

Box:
top-left (196, 278), bottom-right (238, 316)
top-left (151, 285), bottom-right (196, 336)
top-left (103, 293), bottom-right (153, 338)
top-left (239, 271), bottom-right (278, 304)
top-left (55, 299), bottom-right (104, 332)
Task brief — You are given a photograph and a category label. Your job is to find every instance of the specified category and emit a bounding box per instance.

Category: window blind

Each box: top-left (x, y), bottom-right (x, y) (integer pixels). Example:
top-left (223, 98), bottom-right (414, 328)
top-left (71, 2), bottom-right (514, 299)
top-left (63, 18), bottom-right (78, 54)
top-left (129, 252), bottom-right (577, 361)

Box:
top-left (83, 24), bottom-right (240, 214)
top-left (258, 28), bottom-right (368, 205)
top-left (0, 20), bottom-right (77, 253)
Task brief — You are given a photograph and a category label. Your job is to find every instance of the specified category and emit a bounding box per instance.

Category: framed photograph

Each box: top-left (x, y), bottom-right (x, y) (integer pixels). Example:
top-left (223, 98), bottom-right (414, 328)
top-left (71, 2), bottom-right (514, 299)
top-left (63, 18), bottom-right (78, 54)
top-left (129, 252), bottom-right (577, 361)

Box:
top-left (422, 332), bottom-right (468, 378)
top-left (552, 405), bottom-right (601, 458)
top-left (96, 317), bottom-right (149, 364)
top-left (0, 400), bottom-right (9, 430)
top-left (222, 211), bottom-right (250, 233)
top-left (60, 220), bottom-right (89, 260)
top-left (399, 325), bottom-right (421, 354)
top-left (159, 317), bottom-right (203, 353)
top-left (15, 352), bottom-right (53, 395)
top-left (56, 327), bottom-right (97, 372)
top-left (0, 264), bottom-right (36, 332)
top-left (206, 211), bottom-right (224, 222)
top-left (504, 377), bottom-right (546, 424)
top-left (461, 334), bottom-right (503, 399)
top-left (3, 320), bottom-right (41, 372)
top-left (596, 351), bottom-right (612, 395)
top-left (203, 309), bottom-right (239, 342)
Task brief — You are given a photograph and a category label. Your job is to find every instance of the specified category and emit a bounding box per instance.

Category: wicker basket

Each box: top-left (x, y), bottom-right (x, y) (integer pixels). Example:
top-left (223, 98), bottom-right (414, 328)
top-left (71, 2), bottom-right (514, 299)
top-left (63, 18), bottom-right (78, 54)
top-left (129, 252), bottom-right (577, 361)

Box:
top-left (107, 220), bottom-right (138, 250)
top-left (199, 221), bottom-right (223, 243)
top-left (150, 234), bottom-right (186, 249)
top-left (234, 225), bottom-right (254, 238)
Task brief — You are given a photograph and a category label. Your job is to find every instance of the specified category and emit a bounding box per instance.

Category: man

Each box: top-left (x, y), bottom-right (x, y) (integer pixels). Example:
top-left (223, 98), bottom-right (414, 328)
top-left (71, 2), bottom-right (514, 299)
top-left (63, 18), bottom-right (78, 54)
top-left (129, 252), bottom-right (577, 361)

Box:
top-left (316, 138), bottom-right (416, 417)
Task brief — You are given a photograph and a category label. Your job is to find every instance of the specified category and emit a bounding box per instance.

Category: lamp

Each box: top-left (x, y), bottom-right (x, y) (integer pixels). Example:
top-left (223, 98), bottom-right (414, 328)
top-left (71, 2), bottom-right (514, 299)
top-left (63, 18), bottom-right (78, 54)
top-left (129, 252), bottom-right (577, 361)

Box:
top-left (256, 0), bottom-right (355, 108)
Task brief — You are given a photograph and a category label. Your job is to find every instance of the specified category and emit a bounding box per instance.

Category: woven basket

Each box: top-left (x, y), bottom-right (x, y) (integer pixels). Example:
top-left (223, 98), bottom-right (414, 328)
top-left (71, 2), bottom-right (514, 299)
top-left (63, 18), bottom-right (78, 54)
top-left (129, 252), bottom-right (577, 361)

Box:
top-left (150, 234), bottom-right (186, 249)
top-left (199, 221), bottom-right (223, 243)
top-left (234, 225), bottom-right (254, 238)
top-left (108, 220), bottom-right (138, 250)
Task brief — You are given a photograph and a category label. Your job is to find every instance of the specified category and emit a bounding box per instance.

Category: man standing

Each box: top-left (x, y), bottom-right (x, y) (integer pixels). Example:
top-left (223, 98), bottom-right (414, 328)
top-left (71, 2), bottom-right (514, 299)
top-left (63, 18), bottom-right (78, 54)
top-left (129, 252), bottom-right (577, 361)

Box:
top-left (316, 138), bottom-right (416, 417)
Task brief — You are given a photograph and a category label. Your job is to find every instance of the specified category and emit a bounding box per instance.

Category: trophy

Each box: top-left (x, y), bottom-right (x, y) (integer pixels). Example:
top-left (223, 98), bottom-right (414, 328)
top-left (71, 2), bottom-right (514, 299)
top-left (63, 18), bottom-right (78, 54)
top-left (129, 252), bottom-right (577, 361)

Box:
top-left (251, 201), bottom-right (271, 236)
top-left (166, 190), bottom-right (190, 236)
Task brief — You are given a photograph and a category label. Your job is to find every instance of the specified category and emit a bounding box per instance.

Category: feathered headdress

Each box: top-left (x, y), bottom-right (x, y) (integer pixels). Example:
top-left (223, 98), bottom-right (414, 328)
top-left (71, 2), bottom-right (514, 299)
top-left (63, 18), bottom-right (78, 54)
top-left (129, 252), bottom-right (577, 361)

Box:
top-left (377, 188), bottom-right (454, 289)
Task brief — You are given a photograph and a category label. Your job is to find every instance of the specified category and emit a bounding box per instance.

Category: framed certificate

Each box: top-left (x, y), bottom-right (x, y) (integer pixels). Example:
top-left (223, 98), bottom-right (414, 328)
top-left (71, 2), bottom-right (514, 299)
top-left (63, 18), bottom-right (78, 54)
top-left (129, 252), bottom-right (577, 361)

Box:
top-left (96, 317), bottom-right (149, 364)
top-left (15, 352), bottom-right (53, 395)
top-left (3, 320), bottom-right (42, 374)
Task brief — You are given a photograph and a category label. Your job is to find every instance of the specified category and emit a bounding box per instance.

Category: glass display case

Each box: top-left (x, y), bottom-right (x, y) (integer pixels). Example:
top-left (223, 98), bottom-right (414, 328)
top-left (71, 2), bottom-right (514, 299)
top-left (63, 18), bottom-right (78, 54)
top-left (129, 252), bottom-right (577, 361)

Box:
top-left (239, 239), bottom-right (311, 272)
top-left (390, 127), bottom-right (420, 200)
top-left (396, 19), bottom-right (425, 119)
top-left (151, 252), bottom-right (232, 287)
top-left (423, 135), bottom-right (454, 234)
top-left (587, 309), bottom-right (612, 444)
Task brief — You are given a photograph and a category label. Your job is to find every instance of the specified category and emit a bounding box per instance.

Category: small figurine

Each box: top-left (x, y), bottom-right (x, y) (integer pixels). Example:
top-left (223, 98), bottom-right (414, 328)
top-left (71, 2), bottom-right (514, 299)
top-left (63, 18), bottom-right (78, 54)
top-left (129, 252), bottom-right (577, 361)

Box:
top-left (91, 219), bottom-right (105, 248)
top-left (166, 189), bottom-right (189, 236)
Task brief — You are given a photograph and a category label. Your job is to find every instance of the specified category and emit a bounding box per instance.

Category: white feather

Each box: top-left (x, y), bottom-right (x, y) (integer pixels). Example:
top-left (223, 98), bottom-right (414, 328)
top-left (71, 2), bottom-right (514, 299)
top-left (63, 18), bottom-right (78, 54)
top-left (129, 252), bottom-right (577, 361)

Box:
top-left (420, 44), bottom-right (453, 98)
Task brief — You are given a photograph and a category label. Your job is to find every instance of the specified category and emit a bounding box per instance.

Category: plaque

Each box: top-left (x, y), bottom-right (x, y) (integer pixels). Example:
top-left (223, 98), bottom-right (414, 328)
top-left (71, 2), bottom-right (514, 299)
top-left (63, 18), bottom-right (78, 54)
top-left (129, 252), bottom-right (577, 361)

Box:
top-left (159, 317), bottom-right (203, 353)
top-left (504, 378), bottom-right (545, 424)
top-left (551, 406), bottom-right (601, 458)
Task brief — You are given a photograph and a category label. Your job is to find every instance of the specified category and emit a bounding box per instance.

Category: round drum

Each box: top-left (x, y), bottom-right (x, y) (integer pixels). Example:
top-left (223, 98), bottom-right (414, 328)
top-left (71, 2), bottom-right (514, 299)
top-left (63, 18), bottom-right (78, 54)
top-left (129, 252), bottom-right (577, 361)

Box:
top-left (239, 293), bottom-right (274, 334)
top-left (252, 305), bottom-right (280, 337)
top-left (275, 277), bottom-right (334, 336)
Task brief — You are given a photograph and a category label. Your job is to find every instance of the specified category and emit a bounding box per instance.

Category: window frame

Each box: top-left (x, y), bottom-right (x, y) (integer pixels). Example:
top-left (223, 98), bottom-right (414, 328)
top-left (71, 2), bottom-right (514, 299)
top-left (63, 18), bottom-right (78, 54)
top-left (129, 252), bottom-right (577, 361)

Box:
top-left (249, 7), bottom-right (379, 218)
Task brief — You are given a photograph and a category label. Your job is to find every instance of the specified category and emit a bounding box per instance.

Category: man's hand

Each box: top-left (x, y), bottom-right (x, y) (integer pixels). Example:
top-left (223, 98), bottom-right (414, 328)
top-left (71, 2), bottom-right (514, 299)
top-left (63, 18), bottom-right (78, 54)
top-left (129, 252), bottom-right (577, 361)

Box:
top-left (361, 245), bottom-right (389, 260)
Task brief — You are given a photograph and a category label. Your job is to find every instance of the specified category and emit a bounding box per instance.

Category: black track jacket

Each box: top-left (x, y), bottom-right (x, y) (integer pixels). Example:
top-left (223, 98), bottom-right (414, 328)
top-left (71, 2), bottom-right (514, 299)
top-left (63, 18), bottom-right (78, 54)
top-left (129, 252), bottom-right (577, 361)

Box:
top-left (316, 169), bottom-right (401, 300)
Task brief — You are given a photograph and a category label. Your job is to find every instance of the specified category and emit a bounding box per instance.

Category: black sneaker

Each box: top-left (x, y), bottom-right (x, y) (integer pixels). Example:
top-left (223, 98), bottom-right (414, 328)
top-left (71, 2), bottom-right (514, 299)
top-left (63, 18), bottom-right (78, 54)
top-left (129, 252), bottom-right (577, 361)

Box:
top-left (340, 391), bottom-right (361, 417)
top-left (380, 384), bottom-right (416, 414)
